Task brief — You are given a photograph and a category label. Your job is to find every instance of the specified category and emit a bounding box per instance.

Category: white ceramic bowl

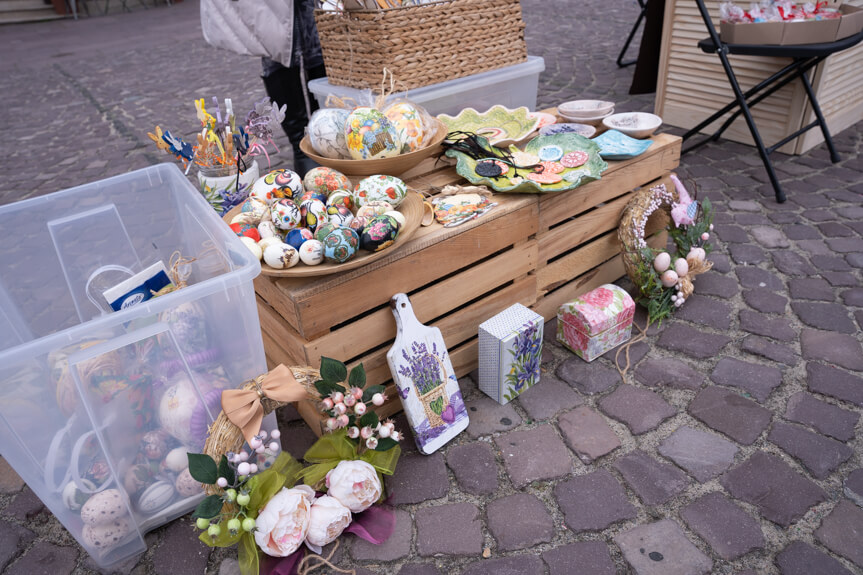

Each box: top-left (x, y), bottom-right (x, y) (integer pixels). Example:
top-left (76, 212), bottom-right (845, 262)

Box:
top-left (559, 109), bottom-right (614, 126)
top-left (558, 99), bottom-right (615, 118)
top-left (602, 112), bottom-right (663, 139)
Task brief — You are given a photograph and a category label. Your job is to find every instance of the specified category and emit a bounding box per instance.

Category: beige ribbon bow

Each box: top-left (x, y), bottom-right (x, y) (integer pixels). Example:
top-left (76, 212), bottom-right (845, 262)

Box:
top-left (221, 365), bottom-right (308, 445)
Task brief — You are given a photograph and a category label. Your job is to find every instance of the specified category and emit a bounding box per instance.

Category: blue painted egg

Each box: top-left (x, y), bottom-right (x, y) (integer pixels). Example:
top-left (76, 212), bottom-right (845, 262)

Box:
top-left (323, 228), bottom-right (360, 263)
top-left (286, 228), bottom-right (314, 250)
top-left (314, 222), bottom-right (338, 243)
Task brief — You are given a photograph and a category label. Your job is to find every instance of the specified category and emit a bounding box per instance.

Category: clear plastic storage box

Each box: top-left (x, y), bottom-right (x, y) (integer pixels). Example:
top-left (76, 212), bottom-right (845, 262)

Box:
top-left (308, 56), bottom-right (546, 116)
top-left (0, 163), bottom-right (266, 568)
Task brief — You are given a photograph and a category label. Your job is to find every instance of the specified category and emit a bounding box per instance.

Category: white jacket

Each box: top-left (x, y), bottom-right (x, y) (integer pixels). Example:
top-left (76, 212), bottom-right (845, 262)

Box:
top-left (200, 0), bottom-right (295, 67)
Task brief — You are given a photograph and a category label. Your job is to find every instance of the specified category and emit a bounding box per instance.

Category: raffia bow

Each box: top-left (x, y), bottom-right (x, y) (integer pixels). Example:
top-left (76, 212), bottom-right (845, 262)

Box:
top-left (677, 255), bottom-right (713, 299)
top-left (221, 364), bottom-right (309, 445)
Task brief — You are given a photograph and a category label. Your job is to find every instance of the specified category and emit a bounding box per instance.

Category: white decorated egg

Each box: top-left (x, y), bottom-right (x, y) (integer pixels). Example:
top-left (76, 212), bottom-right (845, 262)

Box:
top-left (271, 198), bottom-right (302, 231)
top-left (174, 467), bottom-right (201, 498)
top-left (308, 108), bottom-right (351, 159)
top-left (384, 101), bottom-right (425, 153)
top-left (326, 189), bottom-right (354, 211)
top-left (303, 167), bottom-right (352, 195)
top-left (241, 196), bottom-right (270, 219)
top-left (230, 212), bottom-right (260, 226)
top-left (62, 479), bottom-right (96, 512)
top-left (158, 373), bottom-right (224, 448)
top-left (240, 236), bottom-right (263, 260)
top-left (300, 199), bottom-right (328, 233)
top-left (81, 489), bottom-right (126, 526)
top-left (653, 252), bottom-right (671, 273)
top-left (250, 169), bottom-right (303, 204)
top-left (356, 200), bottom-right (394, 219)
top-left (660, 270), bottom-right (679, 288)
top-left (83, 518), bottom-right (132, 550)
top-left (327, 205), bottom-right (354, 228)
top-left (354, 175), bottom-right (407, 207)
top-left (257, 220), bottom-right (278, 240)
top-left (383, 210), bottom-right (405, 228)
top-left (299, 239), bottom-right (324, 266)
top-left (674, 257), bottom-right (689, 278)
top-left (344, 107), bottom-right (401, 160)
top-left (259, 236), bottom-right (284, 252)
top-left (263, 243), bottom-right (300, 269)
top-left (164, 447), bottom-right (188, 473)
top-left (137, 480), bottom-right (176, 514)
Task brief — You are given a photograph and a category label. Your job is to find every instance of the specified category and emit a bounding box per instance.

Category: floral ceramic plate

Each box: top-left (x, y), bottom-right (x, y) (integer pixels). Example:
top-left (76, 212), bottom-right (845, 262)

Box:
top-left (438, 105), bottom-right (541, 147)
top-left (539, 122), bottom-right (597, 138)
top-left (592, 129), bottom-right (654, 161)
top-left (445, 133), bottom-right (608, 194)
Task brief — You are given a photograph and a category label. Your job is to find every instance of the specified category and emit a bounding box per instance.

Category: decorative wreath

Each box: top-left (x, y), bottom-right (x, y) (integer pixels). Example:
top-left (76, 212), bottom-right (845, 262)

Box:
top-left (618, 174), bottom-right (714, 324)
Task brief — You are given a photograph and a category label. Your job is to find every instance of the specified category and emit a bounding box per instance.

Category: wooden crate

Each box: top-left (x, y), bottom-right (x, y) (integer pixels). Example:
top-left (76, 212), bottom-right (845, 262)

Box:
top-left (655, 0), bottom-right (863, 155)
top-left (256, 132), bottom-right (682, 435)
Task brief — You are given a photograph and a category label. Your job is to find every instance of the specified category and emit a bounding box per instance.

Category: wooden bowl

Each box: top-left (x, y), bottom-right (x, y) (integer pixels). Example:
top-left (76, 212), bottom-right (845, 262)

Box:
top-left (223, 191), bottom-right (424, 277)
top-left (299, 119), bottom-right (447, 177)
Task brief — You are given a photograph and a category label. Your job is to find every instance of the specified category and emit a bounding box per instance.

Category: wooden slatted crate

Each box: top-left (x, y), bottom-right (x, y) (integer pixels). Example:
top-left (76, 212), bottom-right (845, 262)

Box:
top-left (254, 132), bottom-right (681, 435)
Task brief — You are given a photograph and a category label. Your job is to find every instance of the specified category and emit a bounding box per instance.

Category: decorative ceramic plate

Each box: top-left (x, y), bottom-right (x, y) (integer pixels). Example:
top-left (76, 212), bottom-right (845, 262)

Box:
top-left (529, 112), bottom-right (558, 129)
top-left (223, 192), bottom-right (424, 277)
top-left (540, 122), bottom-right (597, 138)
top-left (438, 105), bottom-right (541, 147)
top-left (445, 133), bottom-right (608, 194)
top-left (592, 129), bottom-right (654, 160)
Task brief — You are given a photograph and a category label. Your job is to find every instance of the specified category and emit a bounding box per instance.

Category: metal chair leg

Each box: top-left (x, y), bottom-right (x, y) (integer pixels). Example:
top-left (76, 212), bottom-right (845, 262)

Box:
top-left (617, 0), bottom-right (647, 68)
top-left (798, 66), bottom-right (841, 163)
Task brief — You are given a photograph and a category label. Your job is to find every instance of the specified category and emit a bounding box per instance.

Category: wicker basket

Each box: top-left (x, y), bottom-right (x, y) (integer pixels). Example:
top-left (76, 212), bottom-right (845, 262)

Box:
top-left (314, 0), bottom-right (528, 91)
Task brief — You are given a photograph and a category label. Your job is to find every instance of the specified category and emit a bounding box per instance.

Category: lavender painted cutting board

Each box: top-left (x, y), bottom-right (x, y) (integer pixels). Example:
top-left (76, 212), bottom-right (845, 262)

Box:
top-left (386, 293), bottom-right (469, 455)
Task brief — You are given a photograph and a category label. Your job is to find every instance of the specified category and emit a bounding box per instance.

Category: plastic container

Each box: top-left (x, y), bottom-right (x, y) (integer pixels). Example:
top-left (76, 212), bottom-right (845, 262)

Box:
top-left (308, 56), bottom-right (546, 117)
top-left (0, 163), bottom-right (266, 569)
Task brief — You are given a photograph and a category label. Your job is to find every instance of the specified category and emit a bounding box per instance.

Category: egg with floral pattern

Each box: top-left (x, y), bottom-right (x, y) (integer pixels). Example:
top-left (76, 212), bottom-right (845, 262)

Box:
top-left (299, 190), bottom-right (328, 205)
top-left (349, 216), bottom-right (369, 236)
top-left (314, 222), bottom-right (338, 242)
top-left (344, 107), bottom-right (401, 160)
top-left (326, 205), bottom-right (354, 228)
top-left (300, 199), bottom-right (328, 232)
top-left (360, 214), bottom-right (400, 252)
top-left (384, 101), bottom-right (425, 153)
top-left (308, 108), bottom-right (351, 159)
top-left (354, 175), bottom-right (407, 208)
top-left (326, 189), bottom-right (354, 211)
top-left (303, 167), bottom-right (352, 196)
top-left (286, 228), bottom-right (314, 250)
top-left (322, 228), bottom-right (360, 263)
top-left (271, 198), bottom-right (302, 231)
top-left (250, 169), bottom-right (302, 204)
top-left (356, 200), bottom-right (394, 219)
top-left (299, 239), bottom-right (324, 266)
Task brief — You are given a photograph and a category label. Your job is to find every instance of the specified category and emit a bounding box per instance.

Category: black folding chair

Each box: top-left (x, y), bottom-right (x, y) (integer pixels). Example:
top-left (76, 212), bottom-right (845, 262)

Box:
top-left (682, 0), bottom-right (863, 203)
top-left (617, 0), bottom-right (648, 67)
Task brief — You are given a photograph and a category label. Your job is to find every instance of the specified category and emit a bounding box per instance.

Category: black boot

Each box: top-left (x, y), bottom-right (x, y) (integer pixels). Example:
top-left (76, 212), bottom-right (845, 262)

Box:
top-left (261, 64), bottom-right (326, 177)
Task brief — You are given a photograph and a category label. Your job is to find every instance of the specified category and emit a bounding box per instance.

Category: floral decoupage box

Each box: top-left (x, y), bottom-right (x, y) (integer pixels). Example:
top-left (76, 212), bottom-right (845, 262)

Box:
top-left (557, 284), bottom-right (635, 362)
top-left (478, 303), bottom-right (544, 404)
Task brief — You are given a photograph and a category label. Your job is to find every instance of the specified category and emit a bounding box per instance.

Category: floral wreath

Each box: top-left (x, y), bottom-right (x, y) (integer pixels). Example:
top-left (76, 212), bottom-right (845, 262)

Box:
top-left (618, 174), bottom-right (714, 324)
top-left (188, 358), bottom-right (402, 575)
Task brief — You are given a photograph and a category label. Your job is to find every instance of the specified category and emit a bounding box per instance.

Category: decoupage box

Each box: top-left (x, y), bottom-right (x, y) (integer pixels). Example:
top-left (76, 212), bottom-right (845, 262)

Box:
top-left (478, 303), bottom-right (544, 404)
top-left (557, 284), bottom-right (634, 362)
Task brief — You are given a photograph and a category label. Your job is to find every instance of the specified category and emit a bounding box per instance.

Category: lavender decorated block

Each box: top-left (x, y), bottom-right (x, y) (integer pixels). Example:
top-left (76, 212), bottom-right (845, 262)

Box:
top-left (478, 304), bottom-right (544, 404)
top-left (557, 284), bottom-right (635, 362)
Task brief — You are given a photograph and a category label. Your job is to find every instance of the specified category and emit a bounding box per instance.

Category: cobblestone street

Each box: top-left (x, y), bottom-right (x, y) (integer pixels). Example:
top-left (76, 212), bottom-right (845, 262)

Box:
top-left (1, 0), bottom-right (862, 574)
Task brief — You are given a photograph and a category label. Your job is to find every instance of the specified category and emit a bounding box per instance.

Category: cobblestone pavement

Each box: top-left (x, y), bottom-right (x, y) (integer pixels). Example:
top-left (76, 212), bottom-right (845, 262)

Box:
top-left (1, 0), bottom-right (862, 574)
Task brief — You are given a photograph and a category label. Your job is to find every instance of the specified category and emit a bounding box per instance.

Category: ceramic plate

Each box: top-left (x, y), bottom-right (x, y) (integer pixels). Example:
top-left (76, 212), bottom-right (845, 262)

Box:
top-left (592, 129), bottom-right (654, 160)
top-left (438, 105), bottom-right (541, 147)
top-left (445, 133), bottom-right (608, 194)
top-left (539, 122), bottom-right (596, 138)
top-left (529, 111), bottom-right (558, 129)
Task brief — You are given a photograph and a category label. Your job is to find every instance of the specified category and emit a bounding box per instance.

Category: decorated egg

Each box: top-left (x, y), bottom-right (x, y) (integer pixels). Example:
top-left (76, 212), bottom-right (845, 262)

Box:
top-left (356, 200), bottom-right (394, 219)
top-left (361, 215), bottom-right (400, 252)
top-left (137, 480), bottom-right (176, 514)
top-left (240, 196), bottom-right (269, 220)
top-left (660, 270), bottom-right (679, 288)
top-left (344, 107), bottom-right (401, 160)
top-left (326, 205), bottom-right (354, 228)
top-left (263, 243), bottom-right (300, 269)
top-left (384, 210), bottom-right (405, 228)
top-left (230, 212), bottom-right (260, 226)
top-left (354, 175), bottom-right (407, 207)
top-left (322, 228), bottom-right (360, 263)
top-left (384, 101), bottom-right (425, 153)
top-left (314, 222), bottom-right (338, 242)
top-left (62, 479), bottom-right (96, 512)
top-left (230, 222), bottom-right (261, 242)
top-left (158, 373), bottom-right (223, 448)
top-left (300, 199), bottom-right (328, 232)
top-left (81, 489), bottom-right (126, 526)
top-left (259, 236), bottom-right (284, 252)
top-left (123, 464), bottom-right (153, 496)
top-left (286, 227), bottom-right (314, 250)
top-left (299, 239), bottom-right (324, 266)
top-left (140, 430), bottom-right (171, 460)
top-left (250, 169), bottom-right (303, 205)
top-left (308, 107), bottom-right (351, 159)
top-left (653, 252), bottom-right (671, 273)
top-left (687, 247), bottom-right (706, 263)
top-left (256, 451), bottom-right (278, 471)
top-left (271, 198), bottom-right (302, 231)
top-left (257, 220), bottom-right (278, 240)
top-left (326, 189), bottom-right (354, 211)
top-left (674, 257), bottom-right (689, 278)
top-left (240, 236), bottom-right (263, 260)
top-left (300, 190), bottom-right (328, 205)
top-left (303, 167), bottom-right (352, 195)
top-left (158, 301), bottom-right (209, 356)
top-left (349, 216), bottom-right (369, 236)
top-left (164, 447), bottom-right (188, 473)
top-left (174, 467), bottom-right (201, 498)
top-left (83, 518), bottom-right (132, 550)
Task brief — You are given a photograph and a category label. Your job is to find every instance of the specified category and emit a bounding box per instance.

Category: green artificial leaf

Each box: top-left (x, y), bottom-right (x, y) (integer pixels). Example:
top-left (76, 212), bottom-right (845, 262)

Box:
top-left (361, 384), bottom-right (386, 403)
top-left (348, 364), bottom-right (366, 389)
top-left (359, 411), bottom-right (379, 428)
top-left (429, 396), bottom-right (444, 415)
top-left (188, 453), bottom-right (219, 485)
top-left (320, 357), bottom-right (347, 384)
top-left (192, 494), bottom-right (224, 519)
top-left (374, 437), bottom-right (399, 452)
top-left (314, 380), bottom-right (335, 397)
top-left (218, 455), bottom-right (235, 486)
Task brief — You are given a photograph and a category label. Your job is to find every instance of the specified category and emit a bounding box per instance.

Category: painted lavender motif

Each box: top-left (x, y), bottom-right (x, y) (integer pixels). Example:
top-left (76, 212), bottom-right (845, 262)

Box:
top-left (477, 303), bottom-right (544, 404)
top-left (503, 320), bottom-right (542, 402)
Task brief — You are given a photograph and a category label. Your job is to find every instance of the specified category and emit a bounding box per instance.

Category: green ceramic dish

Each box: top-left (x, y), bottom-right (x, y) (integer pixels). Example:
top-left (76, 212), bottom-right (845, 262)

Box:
top-left (437, 105), bottom-right (541, 147)
top-left (445, 133), bottom-right (608, 194)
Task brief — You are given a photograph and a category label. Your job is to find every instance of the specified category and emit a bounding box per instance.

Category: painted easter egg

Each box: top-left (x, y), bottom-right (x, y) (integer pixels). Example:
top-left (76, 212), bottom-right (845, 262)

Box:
top-left (230, 222), bottom-right (261, 242)
top-left (344, 107), bottom-right (401, 160)
top-left (300, 199), bottom-right (328, 232)
top-left (257, 220), bottom-right (278, 240)
top-left (660, 270), bottom-right (679, 288)
top-left (250, 169), bottom-right (303, 204)
top-left (158, 374), bottom-right (223, 448)
top-left (258, 236), bottom-right (284, 253)
top-left (356, 200), bottom-right (394, 219)
top-left (309, 108), bottom-right (351, 159)
top-left (354, 175), bottom-right (407, 207)
top-left (83, 518), bottom-right (132, 550)
top-left (384, 210), bottom-right (406, 228)
top-left (140, 430), bottom-right (171, 460)
top-left (300, 190), bottom-right (328, 205)
top-left (123, 464), bottom-right (152, 496)
top-left (158, 301), bottom-right (209, 356)
top-left (314, 222), bottom-right (338, 243)
top-left (322, 228), bottom-right (360, 263)
top-left (240, 197), bottom-right (269, 219)
top-left (286, 228), bottom-right (314, 250)
top-left (174, 468), bottom-right (201, 498)
top-left (326, 205), bottom-right (354, 228)
top-left (240, 237), bottom-right (263, 260)
top-left (263, 243), bottom-right (300, 269)
top-left (230, 212), bottom-right (260, 227)
top-left (62, 478), bottom-right (96, 512)
top-left (137, 480), bottom-right (176, 514)
top-left (653, 252), bottom-right (671, 273)
top-left (303, 167), bottom-right (352, 196)
top-left (384, 101), bottom-right (425, 153)
top-left (326, 189), bottom-right (354, 211)
top-left (271, 198), bottom-right (302, 231)
top-left (349, 216), bottom-right (369, 236)
top-left (81, 489), bottom-right (126, 526)
top-left (360, 215), bottom-right (400, 252)
top-left (299, 239), bottom-right (324, 266)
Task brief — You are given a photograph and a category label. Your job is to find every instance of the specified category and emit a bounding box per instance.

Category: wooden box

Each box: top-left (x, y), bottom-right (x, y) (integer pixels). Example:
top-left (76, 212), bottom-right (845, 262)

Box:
top-left (256, 131), bottom-right (680, 435)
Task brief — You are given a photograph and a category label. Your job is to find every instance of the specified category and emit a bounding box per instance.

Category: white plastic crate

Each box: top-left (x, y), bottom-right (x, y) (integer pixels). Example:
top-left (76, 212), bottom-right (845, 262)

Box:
top-left (0, 164), bottom-right (266, 569)
top-left (308, 56), bottom-right (546, 116)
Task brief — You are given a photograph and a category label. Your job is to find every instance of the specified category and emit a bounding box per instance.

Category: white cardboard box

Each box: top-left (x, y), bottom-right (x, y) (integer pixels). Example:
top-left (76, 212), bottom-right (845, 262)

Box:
top-left (478, 303), bottom-right (544, 404)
